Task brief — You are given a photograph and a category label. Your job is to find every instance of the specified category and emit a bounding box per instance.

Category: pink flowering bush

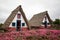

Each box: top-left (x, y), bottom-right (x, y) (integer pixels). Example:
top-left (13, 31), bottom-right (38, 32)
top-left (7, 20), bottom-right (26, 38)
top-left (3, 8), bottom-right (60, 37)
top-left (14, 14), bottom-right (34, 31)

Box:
top-left (0, 27), bottom-right (60, 40)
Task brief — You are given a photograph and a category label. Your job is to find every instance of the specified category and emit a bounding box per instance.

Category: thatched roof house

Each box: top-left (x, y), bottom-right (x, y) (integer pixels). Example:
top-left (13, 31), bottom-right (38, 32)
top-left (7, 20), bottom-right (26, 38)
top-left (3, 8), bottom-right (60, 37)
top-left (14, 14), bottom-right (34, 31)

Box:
top-left (29, 11), bottom-right (52, 28)
top-left (1, 5), bottom-right (30, 30)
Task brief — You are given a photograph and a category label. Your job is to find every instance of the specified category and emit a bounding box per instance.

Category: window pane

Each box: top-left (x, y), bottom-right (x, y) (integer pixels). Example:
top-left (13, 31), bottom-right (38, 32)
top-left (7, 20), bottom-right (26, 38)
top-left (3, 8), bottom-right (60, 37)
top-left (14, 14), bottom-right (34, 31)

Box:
top-left (12, 22), bottom-right (15, 26)
top-left (22, 23), bottom-right (25, 26)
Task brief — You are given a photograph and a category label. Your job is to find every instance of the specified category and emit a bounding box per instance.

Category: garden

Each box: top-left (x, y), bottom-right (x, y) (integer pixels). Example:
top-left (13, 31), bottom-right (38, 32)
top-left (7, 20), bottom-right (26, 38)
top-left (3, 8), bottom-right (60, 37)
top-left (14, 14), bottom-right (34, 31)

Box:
top-left (0, 28), bottom-right (60, 40)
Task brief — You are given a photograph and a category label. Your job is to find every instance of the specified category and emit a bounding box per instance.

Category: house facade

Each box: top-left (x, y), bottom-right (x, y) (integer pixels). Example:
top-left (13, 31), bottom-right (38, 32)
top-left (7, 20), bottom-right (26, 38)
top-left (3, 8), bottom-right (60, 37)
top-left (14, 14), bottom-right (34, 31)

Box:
top-left (9, 11), bottom-right (27, 28)
top-left (2, 5), bottom-right (30, 31)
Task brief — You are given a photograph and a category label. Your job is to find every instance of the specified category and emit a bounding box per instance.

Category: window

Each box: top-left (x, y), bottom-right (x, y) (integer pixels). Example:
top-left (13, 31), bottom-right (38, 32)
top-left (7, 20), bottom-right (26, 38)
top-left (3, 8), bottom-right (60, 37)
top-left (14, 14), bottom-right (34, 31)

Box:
top-left (12, 22), bottom-right (15, 26)
top-left (22, 23), bottom-right (25, 26)
top-left (17, 14), bottom-right (21, 19)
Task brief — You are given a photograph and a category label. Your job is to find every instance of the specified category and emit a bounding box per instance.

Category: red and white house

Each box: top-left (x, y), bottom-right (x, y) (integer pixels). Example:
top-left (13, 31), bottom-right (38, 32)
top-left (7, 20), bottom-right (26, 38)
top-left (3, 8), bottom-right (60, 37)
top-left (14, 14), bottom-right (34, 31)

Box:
top-left (9, 11), bottom-right (27, 28)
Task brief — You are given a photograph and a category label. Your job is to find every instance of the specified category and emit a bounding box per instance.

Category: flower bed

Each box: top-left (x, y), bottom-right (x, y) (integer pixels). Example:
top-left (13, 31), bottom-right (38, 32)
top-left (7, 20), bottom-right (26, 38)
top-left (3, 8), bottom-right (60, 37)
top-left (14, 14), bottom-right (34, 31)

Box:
top-left (0, 28), bottom-right (60, 40)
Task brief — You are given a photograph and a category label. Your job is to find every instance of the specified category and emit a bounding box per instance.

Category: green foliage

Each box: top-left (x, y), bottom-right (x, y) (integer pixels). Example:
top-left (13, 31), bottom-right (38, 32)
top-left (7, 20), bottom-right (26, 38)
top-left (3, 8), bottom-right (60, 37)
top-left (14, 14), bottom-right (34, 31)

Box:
top-left (52, 19), bottom-right (60, 30)
top-left (0, 23), bottom-right (3, 27)
top-left (53, 19), bottom-right (60, 25)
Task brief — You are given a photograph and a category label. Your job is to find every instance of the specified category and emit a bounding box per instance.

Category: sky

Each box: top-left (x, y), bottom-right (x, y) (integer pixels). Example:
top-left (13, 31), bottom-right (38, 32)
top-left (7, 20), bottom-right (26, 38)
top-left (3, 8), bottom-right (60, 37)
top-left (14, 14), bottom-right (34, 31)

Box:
top-left (0, 0), bottom-right (60, 23)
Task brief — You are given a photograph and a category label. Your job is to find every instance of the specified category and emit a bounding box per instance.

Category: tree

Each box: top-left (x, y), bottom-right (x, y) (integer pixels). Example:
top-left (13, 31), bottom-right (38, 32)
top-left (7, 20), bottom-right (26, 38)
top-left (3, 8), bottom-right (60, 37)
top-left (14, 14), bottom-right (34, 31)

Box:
top-left (53, 19), bottom-right (60, 25)
top-left (52, 19), bottom-right (60, 30)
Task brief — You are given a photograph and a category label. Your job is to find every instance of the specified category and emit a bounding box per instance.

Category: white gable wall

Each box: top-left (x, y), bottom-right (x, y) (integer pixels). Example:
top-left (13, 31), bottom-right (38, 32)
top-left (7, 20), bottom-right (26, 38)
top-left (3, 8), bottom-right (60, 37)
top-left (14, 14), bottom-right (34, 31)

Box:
top-left (9, 11), bottom-right (27, 28)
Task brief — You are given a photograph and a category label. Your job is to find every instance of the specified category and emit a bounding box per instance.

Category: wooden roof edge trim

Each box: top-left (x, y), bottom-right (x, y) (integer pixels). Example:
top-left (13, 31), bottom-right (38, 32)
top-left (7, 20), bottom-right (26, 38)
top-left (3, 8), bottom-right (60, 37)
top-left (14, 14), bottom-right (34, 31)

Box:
top-left (11, 5), bottom-right (21, 13)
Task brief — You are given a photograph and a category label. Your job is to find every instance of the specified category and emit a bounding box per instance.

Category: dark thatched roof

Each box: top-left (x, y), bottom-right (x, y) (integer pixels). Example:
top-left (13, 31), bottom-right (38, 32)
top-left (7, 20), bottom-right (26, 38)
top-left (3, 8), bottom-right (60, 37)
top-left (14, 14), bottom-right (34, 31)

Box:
top-left (29, 11), bottom-right (52, 27)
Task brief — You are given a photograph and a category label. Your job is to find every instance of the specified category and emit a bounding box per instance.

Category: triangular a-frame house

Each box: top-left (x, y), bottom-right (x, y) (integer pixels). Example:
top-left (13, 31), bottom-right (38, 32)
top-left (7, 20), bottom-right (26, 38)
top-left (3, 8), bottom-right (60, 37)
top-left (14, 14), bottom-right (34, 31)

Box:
top-left (1, 5), bottom-right (30, 31)
top-left (29, 11), bottom-right (52, 28)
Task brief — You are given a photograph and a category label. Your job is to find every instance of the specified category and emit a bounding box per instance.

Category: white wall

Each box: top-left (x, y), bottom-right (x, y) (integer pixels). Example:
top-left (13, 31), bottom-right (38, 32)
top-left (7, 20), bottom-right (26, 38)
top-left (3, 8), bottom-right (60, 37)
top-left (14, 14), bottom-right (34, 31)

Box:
top-left (9, 11), bottom-right (27, 28)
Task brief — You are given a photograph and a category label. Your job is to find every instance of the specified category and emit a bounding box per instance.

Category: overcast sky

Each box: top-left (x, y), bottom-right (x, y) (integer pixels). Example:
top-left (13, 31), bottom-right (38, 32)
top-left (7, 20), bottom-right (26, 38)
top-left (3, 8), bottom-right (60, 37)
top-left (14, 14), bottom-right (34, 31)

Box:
top-left (0, 0), bottom-right (60, 23)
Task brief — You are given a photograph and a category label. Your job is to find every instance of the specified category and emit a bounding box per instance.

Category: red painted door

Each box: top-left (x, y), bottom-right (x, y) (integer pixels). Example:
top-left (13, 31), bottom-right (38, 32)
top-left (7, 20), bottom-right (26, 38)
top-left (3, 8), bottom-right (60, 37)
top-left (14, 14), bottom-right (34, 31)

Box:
top-left (16, 20), bottom-right (21, 31)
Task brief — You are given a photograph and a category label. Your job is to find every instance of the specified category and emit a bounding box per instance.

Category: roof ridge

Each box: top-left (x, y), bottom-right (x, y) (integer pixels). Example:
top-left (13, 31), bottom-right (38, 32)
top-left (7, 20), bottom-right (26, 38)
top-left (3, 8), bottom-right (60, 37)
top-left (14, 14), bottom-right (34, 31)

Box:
top-left (34, 11), bottom-right (48, 16)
